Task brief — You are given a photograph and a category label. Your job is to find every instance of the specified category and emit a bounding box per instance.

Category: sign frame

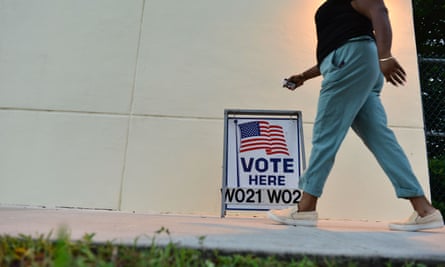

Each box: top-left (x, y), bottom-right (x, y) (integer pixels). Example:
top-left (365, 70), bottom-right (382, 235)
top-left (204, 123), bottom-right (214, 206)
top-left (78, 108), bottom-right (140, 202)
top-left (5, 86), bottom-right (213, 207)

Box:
top-left (221, 109), bottom-right (306, 217)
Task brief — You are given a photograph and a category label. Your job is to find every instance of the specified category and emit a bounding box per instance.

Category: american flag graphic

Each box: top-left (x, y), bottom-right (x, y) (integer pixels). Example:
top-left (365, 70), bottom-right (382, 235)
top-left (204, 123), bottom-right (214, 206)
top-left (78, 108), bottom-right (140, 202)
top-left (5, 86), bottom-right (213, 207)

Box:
top-left (238, 121), bottom-right (289, 156)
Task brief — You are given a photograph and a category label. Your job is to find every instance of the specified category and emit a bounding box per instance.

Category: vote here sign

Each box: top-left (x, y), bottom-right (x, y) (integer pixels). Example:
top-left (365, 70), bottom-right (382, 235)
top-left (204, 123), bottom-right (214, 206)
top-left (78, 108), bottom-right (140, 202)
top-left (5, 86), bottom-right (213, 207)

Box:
top-left (221, 110), bottom-right (306, 215)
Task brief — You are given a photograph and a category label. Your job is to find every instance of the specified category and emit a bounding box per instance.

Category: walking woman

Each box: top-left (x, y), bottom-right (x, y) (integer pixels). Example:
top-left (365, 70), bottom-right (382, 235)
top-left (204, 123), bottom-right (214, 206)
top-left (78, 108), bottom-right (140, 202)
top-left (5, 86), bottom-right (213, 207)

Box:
top-left (268, 0), bottom-right (444, 231)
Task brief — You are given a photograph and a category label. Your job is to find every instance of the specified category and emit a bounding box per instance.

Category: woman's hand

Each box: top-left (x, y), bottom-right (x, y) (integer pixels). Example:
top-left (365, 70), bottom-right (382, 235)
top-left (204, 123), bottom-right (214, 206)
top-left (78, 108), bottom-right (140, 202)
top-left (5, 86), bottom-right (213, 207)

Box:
top-left (284, 65), bottom-right (320, 90)
top-left (379, 57), bottom-right (406, 86)
top-left (284, 74), bottom-right (306, 91)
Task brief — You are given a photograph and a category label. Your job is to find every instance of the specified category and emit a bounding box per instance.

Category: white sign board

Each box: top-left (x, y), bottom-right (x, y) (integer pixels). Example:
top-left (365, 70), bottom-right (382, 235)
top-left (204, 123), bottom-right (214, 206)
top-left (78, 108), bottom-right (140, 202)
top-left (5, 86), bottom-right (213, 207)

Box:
top-left (221, 110), bottom-right (306, 216)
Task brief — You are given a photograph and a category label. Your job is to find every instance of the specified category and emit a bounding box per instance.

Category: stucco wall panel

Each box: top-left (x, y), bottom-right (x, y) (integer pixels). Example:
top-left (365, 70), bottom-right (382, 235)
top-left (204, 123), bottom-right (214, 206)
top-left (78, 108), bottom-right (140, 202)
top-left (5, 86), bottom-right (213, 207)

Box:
top-left (0, 110), bottom-right (128, 209)
top-left (120, 117), bottom-right (222, 214)
top-left (0, 0), bottom-right (142, 113)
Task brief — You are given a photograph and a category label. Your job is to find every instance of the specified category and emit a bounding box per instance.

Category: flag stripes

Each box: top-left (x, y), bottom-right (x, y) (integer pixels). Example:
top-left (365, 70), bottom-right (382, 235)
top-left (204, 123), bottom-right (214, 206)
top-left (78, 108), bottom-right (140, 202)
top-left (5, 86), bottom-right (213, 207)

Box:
top-left (238, 121), bottom-right (289, 156)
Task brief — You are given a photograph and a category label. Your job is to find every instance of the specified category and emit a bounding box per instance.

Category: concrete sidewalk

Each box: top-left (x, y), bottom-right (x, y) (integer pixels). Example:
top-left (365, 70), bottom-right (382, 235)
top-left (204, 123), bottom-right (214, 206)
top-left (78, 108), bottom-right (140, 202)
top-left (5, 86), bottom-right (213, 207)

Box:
top-left (0, 207), bottom-right (444, 264)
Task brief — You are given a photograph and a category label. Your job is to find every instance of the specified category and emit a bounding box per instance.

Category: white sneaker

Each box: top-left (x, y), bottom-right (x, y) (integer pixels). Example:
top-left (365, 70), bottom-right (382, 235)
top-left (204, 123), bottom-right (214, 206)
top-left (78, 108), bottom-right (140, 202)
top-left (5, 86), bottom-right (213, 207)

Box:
top-left (267, 206), bottom-right (318, 226)
top-left (389, 210), bottom-right (444, 232)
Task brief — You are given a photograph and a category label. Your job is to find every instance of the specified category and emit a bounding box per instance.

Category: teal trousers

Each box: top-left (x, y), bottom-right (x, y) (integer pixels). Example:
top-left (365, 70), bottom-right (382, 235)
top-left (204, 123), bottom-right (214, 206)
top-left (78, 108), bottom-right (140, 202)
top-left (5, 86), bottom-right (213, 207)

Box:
top-left (300, 36), bottom-right (424, 198)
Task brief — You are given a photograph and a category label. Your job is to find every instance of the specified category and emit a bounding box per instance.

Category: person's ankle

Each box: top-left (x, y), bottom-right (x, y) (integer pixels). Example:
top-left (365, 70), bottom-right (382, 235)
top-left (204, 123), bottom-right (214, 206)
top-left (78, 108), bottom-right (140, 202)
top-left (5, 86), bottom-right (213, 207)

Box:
top-left (297, 203), bottom-right (316, 212)
top-left (408, 196), bottom-right (436, 217)
top-left (417, 208), bottom-right (436, 217)
top-left (298, 209), bottom-right (316, 213)
top-left (297, 192), bottom-right (318, 212)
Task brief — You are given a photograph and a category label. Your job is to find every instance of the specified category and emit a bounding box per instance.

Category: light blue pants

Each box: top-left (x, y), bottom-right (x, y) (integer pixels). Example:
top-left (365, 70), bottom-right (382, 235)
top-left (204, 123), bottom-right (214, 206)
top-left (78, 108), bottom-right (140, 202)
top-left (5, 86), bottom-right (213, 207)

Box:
top-left (299, 36), bottom-right (425, 198)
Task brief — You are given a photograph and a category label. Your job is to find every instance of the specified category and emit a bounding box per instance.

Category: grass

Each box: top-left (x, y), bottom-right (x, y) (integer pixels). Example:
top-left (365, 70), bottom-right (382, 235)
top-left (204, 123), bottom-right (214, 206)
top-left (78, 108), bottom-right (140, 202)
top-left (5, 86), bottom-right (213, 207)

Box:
top-left (0, 228), bottom-right (443, 267)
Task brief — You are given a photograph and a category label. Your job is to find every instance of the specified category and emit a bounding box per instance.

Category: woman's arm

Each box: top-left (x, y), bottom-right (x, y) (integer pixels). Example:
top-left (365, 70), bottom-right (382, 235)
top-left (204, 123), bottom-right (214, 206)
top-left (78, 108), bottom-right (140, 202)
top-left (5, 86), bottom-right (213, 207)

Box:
top-left (285, 65), bottom-right (321, 91)
top-left (352, 0), bottom-right (406, 86)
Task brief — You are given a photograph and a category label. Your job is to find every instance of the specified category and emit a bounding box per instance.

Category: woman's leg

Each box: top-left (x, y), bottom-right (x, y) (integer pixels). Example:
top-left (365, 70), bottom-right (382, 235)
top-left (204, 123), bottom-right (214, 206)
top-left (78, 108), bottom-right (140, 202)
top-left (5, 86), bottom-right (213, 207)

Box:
top-left (351, 91), bottom-right (424, 197)
top-left (351, 90), bottom-right (434, 216)
top-left (299, 39), bottom-right (381, 202)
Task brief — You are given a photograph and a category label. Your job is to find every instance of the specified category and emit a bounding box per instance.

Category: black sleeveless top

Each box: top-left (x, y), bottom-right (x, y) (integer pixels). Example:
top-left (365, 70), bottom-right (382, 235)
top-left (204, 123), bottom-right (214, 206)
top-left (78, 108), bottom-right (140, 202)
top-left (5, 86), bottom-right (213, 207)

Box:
top-left (315, 0), bottom-right (374, 65)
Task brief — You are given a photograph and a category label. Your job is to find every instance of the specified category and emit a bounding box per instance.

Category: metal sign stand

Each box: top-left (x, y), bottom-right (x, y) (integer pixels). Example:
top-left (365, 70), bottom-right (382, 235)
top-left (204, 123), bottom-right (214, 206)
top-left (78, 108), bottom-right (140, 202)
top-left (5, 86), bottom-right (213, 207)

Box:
top-left (221, 109), bottom-right (306, 217)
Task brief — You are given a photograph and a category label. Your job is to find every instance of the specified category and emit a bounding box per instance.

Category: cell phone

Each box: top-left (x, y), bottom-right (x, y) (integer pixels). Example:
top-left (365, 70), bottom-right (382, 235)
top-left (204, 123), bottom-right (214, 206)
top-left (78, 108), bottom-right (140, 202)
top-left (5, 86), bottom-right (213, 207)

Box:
top-left (282, 79), bottom-right (297, 90)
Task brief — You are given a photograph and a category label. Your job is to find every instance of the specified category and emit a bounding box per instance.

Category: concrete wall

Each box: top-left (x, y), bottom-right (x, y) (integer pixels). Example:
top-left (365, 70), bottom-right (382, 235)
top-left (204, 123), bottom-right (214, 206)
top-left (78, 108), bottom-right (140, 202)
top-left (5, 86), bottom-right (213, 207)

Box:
top-left (0, 0), bottom-right (428, 220)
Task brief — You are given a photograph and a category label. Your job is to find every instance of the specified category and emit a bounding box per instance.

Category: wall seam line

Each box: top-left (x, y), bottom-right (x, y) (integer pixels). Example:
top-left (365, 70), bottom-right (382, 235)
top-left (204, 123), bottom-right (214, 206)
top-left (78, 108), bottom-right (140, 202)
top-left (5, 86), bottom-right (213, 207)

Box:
top-left (117, 0), bottom-right (147, 211)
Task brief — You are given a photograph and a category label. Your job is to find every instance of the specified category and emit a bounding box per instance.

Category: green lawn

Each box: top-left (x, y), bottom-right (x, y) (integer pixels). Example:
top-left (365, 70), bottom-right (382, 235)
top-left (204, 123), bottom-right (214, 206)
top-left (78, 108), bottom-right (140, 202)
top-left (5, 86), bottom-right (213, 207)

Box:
top-left (0, 228), bottom-right (442, 267)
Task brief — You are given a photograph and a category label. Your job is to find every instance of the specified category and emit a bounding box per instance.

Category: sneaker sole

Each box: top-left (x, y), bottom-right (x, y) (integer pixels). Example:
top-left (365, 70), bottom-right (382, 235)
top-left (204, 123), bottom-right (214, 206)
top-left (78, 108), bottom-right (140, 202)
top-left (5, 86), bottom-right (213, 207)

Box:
top-left (267, 211), bottom-right (317, 227)
top-left (388, 221), bottom-right (444, 232)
